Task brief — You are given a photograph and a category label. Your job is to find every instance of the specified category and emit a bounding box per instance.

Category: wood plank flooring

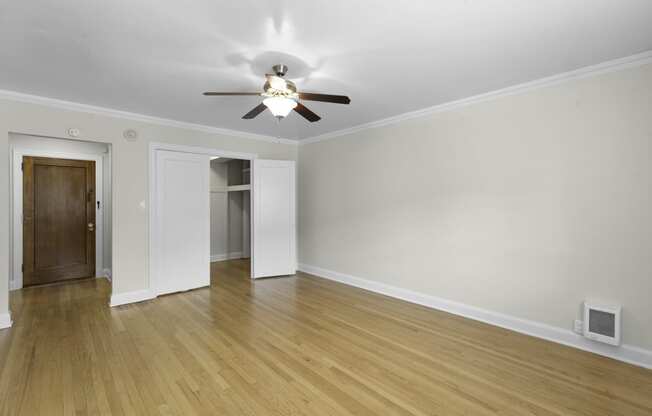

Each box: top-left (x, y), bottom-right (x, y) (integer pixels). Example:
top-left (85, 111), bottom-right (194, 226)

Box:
top-left (0, 259), bottom-right (650, 415)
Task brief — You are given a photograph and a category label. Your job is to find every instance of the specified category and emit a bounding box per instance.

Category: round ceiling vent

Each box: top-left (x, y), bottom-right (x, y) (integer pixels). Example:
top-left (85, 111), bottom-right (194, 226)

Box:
top-left (123, 129), bottom-right (138, 141)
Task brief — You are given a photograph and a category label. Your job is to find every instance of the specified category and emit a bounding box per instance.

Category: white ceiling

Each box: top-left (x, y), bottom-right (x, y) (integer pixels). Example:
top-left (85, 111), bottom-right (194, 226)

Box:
top-left (1, 1), bottom-right (651, 141)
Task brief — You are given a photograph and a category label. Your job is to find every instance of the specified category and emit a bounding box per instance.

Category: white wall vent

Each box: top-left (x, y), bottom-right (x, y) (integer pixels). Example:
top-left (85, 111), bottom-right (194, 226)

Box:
top-left (583, 301), bottom-right (621, 346)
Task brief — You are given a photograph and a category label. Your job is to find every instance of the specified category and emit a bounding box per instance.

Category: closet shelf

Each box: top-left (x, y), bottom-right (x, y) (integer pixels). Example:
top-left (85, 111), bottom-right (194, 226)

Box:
top-left (227, 184), bottom-right (251, 192)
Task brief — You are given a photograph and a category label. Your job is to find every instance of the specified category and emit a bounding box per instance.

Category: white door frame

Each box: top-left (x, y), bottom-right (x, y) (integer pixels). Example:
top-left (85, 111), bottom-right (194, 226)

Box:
top-left (148, 142), bottom-right (257, 297)
top-left (10, 148), bottom-right (105, 290)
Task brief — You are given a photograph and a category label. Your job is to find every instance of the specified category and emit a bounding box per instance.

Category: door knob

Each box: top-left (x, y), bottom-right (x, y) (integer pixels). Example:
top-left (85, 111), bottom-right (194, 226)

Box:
top-left (88, 222), bottom-right (95, 231)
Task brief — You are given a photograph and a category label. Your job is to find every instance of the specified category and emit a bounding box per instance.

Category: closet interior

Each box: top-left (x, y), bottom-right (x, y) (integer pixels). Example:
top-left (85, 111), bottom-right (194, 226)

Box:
top-left (210, 158), bottom-right (251, 263)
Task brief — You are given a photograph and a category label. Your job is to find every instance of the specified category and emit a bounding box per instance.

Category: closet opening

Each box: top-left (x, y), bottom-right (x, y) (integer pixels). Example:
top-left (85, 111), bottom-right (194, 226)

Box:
top-left (210, 157), bottom-right (251, 279)
top-left (146, 142), bottom-right (296, 303)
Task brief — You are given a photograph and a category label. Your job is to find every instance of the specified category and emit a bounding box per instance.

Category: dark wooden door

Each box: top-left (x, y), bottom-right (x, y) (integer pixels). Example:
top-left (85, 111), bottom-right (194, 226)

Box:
top-left (23, 156), bottom-right (96, 286)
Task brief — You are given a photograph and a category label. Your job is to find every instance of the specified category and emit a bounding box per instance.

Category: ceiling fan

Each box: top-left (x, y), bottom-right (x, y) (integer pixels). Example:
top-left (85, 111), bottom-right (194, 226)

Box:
top-left (203, 64), bottom-right (350, 122)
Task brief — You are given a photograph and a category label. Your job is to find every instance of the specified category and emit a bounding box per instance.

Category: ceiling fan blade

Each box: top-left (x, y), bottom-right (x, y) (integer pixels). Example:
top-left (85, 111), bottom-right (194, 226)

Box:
top-left (203, 92), bottom-right (261, 96)
top-left (299, 92), bottom-right (351, 104)
top-left (294, 103), bottom-right (321, 122)
top-left (242, 103), bottom-right (267, 119)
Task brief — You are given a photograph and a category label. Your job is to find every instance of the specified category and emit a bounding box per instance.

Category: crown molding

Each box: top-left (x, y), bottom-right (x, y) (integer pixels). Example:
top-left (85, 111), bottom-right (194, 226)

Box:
top-left (0, 89), bottom-right (298, 145)
top-left (300, 50), bottom-right (652, 145)
top-left (3, 50), bottom-right (650, 146)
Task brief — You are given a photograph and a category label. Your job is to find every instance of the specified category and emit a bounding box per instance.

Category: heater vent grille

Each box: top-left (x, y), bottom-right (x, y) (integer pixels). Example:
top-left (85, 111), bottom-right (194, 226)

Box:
top-left (583, 302), bottom-right (621, 346)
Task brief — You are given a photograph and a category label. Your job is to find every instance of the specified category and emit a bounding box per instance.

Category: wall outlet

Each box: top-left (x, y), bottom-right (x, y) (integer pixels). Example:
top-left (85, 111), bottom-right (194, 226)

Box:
top-left (573, 319), bottom-right (584, 334)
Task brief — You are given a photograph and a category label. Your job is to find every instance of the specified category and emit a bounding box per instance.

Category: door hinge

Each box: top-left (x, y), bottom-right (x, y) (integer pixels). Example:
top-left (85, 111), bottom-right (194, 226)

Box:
top-left (21, 162), bottom-right (24, 171)
top-left (21, 264), bottom-right (24, 272)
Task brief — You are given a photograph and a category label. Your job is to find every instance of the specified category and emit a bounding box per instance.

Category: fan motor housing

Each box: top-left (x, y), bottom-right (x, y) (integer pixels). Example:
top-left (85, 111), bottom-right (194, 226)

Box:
top-left (272, 64), bottom-right (288, 77)
top-left (263, 80), bottom-right (297, 96)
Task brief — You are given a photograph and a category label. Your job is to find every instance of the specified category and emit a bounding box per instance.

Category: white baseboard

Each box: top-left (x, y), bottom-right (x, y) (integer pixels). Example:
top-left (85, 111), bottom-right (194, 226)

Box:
top-left (211, 253), bottom-right (228, 262)
top-left (211, 252), bottom-right (244, 262)
top-left (298, 263), bottom-right (652, 370)
top-left (110, 289), bottom-right (155, 307)
top-left (102, 268), bottom-right (112, 282)
top-left (0, 312), bottom-right (12, 329)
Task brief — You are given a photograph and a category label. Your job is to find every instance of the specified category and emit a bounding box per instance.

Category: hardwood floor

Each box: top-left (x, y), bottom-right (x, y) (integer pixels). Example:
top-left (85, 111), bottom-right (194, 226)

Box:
top-left (0, 259), bottom-right (650, 415)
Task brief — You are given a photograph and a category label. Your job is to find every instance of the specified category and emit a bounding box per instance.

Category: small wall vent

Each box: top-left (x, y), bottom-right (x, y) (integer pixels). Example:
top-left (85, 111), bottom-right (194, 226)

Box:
top-left (583, 301), bottom-right (621, 346)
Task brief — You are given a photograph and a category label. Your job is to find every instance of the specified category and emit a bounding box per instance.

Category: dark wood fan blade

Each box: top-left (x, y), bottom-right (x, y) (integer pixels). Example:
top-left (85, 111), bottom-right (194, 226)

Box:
top-left (294, 103), bottom-right (321, 122)
top-left (242, 103), bottom-right (267, 119)
top-left (203, 92), bottom-right (261, 96)
top-left (299, 92), bottom-right (350, 104)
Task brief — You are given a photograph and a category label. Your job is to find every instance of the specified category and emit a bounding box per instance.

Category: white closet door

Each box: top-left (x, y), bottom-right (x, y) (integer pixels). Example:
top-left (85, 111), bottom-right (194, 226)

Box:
top-left (154, 150), bottom-right (210, 295)
top-left (252, 159), bottom-right (296, 278)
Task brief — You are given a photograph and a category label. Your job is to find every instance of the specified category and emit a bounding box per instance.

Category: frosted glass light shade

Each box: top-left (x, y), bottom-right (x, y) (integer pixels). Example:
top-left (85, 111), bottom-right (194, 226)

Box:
top-left (263, 97), bottom-right (297, 118)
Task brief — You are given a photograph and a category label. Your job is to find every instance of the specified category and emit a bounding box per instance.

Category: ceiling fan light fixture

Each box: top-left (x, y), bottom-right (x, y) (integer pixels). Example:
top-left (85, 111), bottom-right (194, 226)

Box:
top-left (203, 64), bottom-right (350, 123)
top-left (263, 96), bottom-right (297, 118)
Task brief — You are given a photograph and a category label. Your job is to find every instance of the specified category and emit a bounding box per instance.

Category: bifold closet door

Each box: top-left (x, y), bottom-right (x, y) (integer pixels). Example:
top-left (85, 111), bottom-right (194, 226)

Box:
top-left (252, 159), bottom-right (296, 278)
top-left (154, 150), bottom-right (210, 295)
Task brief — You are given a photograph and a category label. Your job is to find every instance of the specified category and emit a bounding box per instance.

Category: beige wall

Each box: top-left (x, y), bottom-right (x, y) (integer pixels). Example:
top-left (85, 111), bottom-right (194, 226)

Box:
top-left (0, 99), bottom-right (297, 317)
top-left (298, 63), bottom-right (652, 350)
